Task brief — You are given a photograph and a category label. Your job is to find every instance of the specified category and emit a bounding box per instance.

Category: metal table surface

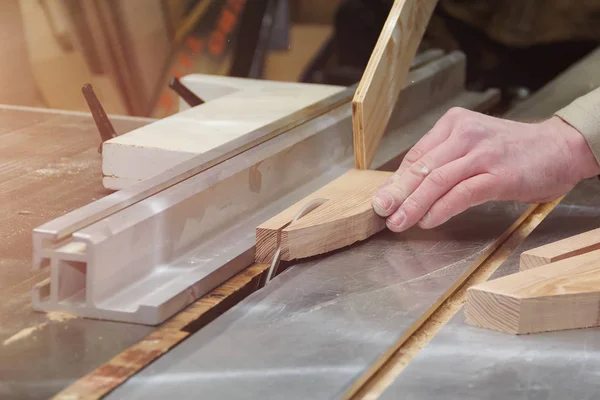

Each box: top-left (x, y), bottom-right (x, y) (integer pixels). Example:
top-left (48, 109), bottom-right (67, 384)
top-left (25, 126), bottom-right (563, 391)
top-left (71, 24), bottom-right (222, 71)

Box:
top-left (0, 105), bottom-right (154, 399)
top-left (381, 178), bottom-right (600, 400)
top-left (106, 200), bottom-right (529, 400)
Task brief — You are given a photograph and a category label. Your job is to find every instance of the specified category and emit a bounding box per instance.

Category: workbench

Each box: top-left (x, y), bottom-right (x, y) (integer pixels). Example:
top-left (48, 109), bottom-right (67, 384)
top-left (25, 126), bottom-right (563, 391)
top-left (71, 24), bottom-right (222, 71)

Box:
top-left (0, 107), bottom-right (154, 398)
top-left (2, 47), bottom-right (600, 400)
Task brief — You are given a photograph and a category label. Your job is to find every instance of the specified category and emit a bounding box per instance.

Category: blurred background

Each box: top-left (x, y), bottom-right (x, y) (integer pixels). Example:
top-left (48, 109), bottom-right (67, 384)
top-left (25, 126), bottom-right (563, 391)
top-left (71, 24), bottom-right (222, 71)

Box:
top-left (2, 0), bottom-right (599, 118)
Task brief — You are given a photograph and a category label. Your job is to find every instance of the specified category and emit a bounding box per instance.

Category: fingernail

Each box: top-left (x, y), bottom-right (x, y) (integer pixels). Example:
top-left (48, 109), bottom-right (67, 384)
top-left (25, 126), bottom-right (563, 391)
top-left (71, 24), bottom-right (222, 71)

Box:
top-left (387, 209), bottom-right (406, 229)
top-left (373, 192), bottom-right (394, 214)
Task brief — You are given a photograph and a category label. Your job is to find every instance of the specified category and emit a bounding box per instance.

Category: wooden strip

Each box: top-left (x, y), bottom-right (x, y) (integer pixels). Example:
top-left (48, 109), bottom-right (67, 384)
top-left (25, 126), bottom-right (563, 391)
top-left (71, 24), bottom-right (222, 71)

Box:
top-left (466, 249), bottom-right (600, 335)
top-left (256, 169), bottom-right (392, 263)
top-left (352, 0), bottom-right (437, 169)
top-left (53, 263), bottom-right (270, 400)
top-left (520, 227), bottom-right (600, 271)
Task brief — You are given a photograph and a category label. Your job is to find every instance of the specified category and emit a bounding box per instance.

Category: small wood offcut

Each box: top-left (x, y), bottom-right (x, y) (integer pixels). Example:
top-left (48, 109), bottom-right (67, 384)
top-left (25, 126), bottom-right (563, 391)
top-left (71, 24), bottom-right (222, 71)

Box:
top-left (466, 227), bottom-right (600, 334)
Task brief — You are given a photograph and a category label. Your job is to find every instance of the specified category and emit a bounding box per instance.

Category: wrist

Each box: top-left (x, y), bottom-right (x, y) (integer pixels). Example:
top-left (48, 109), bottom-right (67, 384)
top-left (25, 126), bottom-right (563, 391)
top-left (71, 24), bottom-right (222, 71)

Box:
top-left (543, 116), bottom-right (600, 181)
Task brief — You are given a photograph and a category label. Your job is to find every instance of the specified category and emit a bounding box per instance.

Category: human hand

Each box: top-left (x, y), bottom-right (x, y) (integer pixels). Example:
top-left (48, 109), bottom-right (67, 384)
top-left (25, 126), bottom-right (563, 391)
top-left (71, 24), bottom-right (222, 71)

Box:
top-left (372, 107), bottom-right (600, 232)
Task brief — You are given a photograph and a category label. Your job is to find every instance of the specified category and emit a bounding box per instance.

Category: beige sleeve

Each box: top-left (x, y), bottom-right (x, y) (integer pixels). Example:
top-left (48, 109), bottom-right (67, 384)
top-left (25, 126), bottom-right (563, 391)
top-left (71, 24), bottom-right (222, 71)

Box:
top-left (554, 86), bottom-right (600, 165)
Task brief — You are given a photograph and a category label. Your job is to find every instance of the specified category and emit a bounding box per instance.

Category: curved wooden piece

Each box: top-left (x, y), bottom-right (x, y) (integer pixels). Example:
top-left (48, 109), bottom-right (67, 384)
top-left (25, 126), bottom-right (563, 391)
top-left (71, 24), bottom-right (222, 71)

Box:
top-left (255, 169), bottom-right (392, 263)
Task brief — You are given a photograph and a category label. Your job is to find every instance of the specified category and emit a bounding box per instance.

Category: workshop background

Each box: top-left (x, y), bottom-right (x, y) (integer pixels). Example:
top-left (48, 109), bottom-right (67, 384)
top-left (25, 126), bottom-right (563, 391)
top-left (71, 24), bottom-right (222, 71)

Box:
top-left (2, 0), bottom-right (599, 120)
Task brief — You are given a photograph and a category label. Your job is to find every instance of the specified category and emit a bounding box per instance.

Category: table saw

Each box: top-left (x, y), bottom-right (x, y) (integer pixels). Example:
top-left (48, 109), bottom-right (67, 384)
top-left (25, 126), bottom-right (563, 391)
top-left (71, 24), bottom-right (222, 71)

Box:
top-left (2, 47), bottom-right (600, 400)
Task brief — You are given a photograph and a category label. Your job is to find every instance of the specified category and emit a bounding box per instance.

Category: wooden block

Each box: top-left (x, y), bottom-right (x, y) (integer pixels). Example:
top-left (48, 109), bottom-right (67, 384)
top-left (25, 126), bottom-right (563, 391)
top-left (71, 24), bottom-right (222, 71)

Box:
top-left (255, 169), bottom-right (392, 263)
top-left (520, 227), bottom-right (600, 271)
top-left (352, 0), bottom-right (437, 169)
top-left (466, 249), bottom-right (600, 334)
top-left (102, 77), bottom-right (344, 190)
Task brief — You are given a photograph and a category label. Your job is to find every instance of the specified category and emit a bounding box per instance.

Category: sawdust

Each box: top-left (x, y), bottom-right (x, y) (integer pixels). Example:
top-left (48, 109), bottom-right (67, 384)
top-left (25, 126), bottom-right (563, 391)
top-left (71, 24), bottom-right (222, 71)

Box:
top-left (2, 322), bottom-right (48, 346)
top-left (2, 312), bottom-right (77, 346)
top-left (47, 311), bottom-right (77, 322)
top-left (34, 160), bottom-right (92, 178)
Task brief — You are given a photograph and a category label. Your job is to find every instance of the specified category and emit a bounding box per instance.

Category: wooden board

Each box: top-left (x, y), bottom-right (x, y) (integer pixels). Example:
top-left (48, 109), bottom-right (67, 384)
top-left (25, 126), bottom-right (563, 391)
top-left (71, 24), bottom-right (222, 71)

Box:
top-left (520, 227), bottom-right (600, 270)
top-left (255, 169), bottom-right (392, 263)
top-left (466, 249), bottom-right (600, 334)
top-left (352, 0), bottom-right (437, 169)
top-left (102, 77), bottom-right (344, 190)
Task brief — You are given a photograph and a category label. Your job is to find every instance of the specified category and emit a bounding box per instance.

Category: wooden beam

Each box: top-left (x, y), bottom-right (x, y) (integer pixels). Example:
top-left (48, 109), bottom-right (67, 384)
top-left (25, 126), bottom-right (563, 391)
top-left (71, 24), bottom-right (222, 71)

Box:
top-left (466, 249), bottom-right (600, 334)
top-left (352, 0), bottom-right (437, 169)
top-left (520, 227), bottom-right (600, 271)
top-left (255, 169), bottom-right (392, 263)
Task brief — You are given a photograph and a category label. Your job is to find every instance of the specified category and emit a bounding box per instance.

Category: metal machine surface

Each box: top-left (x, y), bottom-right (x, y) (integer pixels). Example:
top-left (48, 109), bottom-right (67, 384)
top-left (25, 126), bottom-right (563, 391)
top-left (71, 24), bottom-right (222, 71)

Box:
top-left (381, 179), bottom-right (600, 400)
top-left (106, 201), bottom-right (529, 400)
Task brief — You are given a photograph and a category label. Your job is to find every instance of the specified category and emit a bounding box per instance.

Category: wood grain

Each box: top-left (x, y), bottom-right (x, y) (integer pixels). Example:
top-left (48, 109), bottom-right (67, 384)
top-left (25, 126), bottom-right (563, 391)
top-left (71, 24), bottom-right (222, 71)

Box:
top-left (352, 0), bottom-right (437, 169)
top-left (255, 169), bottom-right (392, 263)
top-left (520, 227), bottom-right (600, 271)
top-left (466, 249), bottom-right (600, 334)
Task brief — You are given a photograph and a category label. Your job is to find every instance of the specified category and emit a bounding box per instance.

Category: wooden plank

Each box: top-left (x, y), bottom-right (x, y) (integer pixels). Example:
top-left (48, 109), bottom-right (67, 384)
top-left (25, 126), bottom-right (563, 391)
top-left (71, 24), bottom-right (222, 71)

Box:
top-left (102, 79), bottom-right (344, 189)
top-left (520, 227), bottom-right (600, 271)
top-left (466, 249), bottom-right (600, 334)
top-left (255, 169), bottom-right (392, 263)
top-left (352, 0), bottom-right (437, 169)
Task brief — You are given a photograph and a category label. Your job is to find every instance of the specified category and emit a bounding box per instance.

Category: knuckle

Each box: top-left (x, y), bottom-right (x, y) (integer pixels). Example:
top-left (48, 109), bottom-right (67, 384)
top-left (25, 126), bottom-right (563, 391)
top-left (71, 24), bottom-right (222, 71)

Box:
top-left (445, 107), bottom-right (467, 120)
top-left (409, 159), bottom-right (430, 177)
top-left (436, 196), bottom-right (454, 218)
top-left (404, 147), bottom-right (424, 164)
top-left (403, 196), bottom-right (424, 212)
top-left (427, 169), bottom-right (447, 188)
top-left (455, 118), bottom-right (479, 138)
top-left (455, 182), bottom-right (475, 206)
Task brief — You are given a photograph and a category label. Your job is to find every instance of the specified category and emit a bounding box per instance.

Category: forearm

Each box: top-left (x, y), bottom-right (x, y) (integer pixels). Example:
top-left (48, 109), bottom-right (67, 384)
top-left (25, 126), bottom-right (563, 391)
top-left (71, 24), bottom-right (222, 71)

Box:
top-left (555, 86), bottom-right (600, 165)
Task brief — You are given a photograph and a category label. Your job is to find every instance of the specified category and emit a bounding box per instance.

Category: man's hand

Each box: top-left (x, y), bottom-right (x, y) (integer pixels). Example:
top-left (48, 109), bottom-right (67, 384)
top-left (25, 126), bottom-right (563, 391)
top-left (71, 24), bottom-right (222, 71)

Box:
top-left (372, 107), bottom-right (600, 232)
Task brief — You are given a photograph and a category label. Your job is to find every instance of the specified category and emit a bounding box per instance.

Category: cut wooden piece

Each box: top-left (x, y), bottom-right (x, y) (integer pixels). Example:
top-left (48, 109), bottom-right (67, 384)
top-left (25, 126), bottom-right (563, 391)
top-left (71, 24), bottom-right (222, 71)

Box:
top-left (466, 249), bottom-right (600, 334)
top-left (352, 0), bottom-right (437, 169)
top-left (255, 169), bottom-right (392, 263)
top-left (520, 227), bottom-right (600, 271)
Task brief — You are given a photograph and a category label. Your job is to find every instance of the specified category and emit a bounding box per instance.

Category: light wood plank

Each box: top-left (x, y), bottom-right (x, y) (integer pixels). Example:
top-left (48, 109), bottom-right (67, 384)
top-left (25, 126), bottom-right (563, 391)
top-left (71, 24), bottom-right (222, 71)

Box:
top-left (255, 169), bottom-right (392, 263)
top-left (520, 227), bottom-right (600, 271)
top-left (466, 249), bottom-right (600, 334)
top-left (102, 78), bottom-right (344, 190)
top-left (352, 0), bottom-right (437, 169)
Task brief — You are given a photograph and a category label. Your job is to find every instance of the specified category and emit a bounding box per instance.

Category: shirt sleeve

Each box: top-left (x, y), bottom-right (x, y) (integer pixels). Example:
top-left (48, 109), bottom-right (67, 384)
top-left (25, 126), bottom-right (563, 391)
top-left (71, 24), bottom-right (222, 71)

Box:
top-left (554, 86), bottom-right (600, 165)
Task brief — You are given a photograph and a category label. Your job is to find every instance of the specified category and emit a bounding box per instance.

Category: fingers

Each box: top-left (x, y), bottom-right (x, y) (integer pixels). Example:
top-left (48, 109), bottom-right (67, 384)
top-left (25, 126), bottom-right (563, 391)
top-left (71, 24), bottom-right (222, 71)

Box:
top-left (386, 155), bottom-right (481, 232)
top-left (396, 113), bottom-right (454, 175)
top-left (418, 173), bottom-right (501, 229)
top-left (373, 135), bottom-right (469, 217)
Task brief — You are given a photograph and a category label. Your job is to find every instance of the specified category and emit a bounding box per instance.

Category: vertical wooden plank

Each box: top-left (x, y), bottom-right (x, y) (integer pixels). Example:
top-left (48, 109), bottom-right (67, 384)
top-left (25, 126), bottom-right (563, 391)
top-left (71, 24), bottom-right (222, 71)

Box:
top-left (352, 0), bottom-right (437, 169)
